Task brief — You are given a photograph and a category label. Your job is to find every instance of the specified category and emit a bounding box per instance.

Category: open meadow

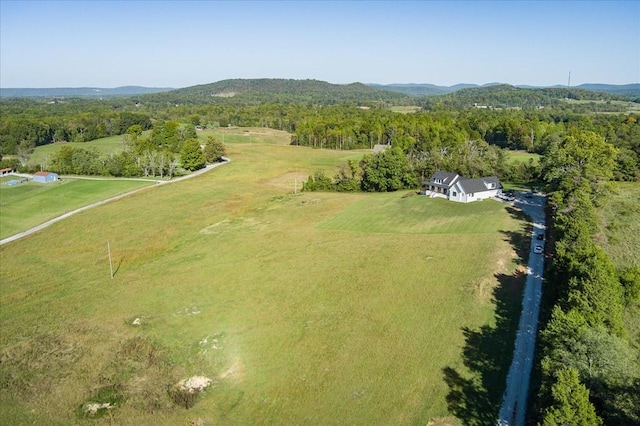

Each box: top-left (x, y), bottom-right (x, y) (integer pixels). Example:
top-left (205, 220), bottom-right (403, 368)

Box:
top-left (0, 177), bottom-right (154, 240)
top-left (0, 128), bottom-right (528, 424)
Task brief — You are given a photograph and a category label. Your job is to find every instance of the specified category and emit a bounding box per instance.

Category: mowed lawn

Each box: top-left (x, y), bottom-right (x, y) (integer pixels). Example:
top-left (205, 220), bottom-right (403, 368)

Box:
top-left (0, 177), bottom-right (153, 239)
top-left (320, 194), bottom-right (509, 234)
top-left (0, 130), bottom-right (527, 425)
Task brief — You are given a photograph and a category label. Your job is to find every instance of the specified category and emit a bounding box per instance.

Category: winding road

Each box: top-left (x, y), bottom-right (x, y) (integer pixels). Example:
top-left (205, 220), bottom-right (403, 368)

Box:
top-left (0, 159), bottom-right (229, 246)
top-left (498, 193), bottom-right (546, 426)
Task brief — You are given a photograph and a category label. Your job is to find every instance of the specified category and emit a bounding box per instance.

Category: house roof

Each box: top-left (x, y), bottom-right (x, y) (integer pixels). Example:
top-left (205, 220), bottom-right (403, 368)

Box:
top-left (458, 176), bottom-right (501, 193)
top-left (34, 171), bottom-right (57, 176)
top-left (431, 171), bottom-right (458, 183)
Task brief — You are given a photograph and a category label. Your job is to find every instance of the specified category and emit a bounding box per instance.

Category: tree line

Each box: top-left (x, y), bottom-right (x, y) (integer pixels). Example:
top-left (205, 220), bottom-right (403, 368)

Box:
top-left (39, 124), bottom-right (225, 178)
top-left (533, 130), bottom-right (640, 424)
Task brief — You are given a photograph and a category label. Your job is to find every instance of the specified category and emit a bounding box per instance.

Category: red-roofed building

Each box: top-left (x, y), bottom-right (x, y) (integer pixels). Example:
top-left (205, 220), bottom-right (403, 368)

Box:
top-left (0, 167), bottom-right (13, 176)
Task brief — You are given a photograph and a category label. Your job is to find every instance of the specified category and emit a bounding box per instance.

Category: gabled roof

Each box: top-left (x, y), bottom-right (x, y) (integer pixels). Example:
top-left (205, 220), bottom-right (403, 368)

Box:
top-left (431, 171), bottom-right (458, 183)
top-left (34, 171), bottom-right (53, 176)
top-left (458, 176), bottom-right (501, 193)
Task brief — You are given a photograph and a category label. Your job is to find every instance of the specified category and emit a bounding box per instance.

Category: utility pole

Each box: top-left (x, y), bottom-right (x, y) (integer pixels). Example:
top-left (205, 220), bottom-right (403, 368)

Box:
top-left (107, 241), bottom-right (114, 279)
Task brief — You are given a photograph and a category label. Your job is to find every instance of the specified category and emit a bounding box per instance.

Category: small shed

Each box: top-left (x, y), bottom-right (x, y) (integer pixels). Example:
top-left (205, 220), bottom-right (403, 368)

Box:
top-left (0, 167), bottom-right (14, 176)
top-left (33, 171), bottom-right (59, 183)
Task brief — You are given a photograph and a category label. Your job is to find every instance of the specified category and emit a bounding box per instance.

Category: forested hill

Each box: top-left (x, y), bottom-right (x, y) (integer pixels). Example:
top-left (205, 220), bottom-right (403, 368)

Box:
top-left (422, 84), bottom-right (639, 110)
top-left (140, 78), bottom-right (413, 106)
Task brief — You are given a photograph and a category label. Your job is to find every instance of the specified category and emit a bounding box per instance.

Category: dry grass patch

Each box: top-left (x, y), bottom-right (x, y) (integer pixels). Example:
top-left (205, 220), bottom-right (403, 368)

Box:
top-left (265, 171), bottom-right (308, 189)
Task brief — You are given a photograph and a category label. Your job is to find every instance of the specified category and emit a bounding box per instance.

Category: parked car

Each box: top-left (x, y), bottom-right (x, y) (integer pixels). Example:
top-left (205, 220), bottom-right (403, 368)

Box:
top-left (537, 233), bottom-right (545, 241)
top-left (534, 245), bottom-right (543, 254)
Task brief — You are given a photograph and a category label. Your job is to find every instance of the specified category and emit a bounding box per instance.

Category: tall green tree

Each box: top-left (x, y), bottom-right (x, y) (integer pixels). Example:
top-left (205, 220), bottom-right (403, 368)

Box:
top-left (541, 130), bottom-right (617, 200)
top-left (179, 138), bottom-right (205, 171)
top-left (203, 136), bottom-right (226, 163)
top-left (541, 368), bottom-right (602, 426)
top-left (360, 147), bottom-right (416, 192)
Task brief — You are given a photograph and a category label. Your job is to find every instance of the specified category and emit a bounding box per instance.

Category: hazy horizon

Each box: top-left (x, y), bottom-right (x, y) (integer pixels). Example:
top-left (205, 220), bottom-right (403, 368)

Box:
top-left (1, 1), bottom-right (638, 88)
top-left (2, 81), bottom-right (639, 91)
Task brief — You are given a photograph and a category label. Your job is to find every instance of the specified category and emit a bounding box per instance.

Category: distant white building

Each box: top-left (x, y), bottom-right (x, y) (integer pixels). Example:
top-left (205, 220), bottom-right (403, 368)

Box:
top-left (423, 171), bottom-right (501, 203)
top-left (373, 144), bottom-right (390, 153)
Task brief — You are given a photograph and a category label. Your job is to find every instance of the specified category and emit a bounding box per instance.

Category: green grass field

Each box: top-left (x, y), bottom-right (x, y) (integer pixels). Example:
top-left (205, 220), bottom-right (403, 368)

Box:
top-left (506, 150), bottom-right (540, 164)
top-left (599, 182), bottom-right (640, 391)
top-left (601, 182), bottom-right (640, 269)
top-left (0, 177), bottom-right (153, 239)
top-left (0, 128), bottom-right (528, 424)
top-left (29, 131), bottom-right (151, 167)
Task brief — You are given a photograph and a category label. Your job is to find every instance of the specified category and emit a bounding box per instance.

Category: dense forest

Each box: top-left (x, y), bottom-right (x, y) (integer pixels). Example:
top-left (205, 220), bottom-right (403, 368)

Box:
top-left (1, 79), bottom-right (639, 423)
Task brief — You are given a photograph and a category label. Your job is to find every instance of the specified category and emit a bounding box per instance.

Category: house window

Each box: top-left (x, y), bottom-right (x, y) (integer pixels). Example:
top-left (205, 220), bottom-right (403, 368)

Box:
top-left (452, 192), bottom-right (457, 197)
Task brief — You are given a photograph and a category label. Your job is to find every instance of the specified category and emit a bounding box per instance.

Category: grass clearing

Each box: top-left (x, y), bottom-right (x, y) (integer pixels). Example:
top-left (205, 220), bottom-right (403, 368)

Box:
top-left (0, 128), bottom-right (528, 424)
top-left (0, 178), bottom-right (153, 239)
top-left (390, 105), bottom-right (422, 114)
top-left (506, 150), bottom-right (540, 164)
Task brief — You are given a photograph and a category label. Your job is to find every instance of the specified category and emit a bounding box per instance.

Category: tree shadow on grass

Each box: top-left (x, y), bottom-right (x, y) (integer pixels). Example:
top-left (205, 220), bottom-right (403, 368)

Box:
top-left (443, 272), bottom-right (525, 425)
top-left (443, 204), bottom-right (532, 425)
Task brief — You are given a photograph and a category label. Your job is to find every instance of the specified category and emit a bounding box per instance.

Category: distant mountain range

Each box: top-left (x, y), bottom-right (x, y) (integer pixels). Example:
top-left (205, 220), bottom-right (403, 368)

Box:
top-left (0, 86), bottom-right (174, 98)
top-left (1, 81), bottom-right (638, 99)
top-left (370, 82), bottom-right (640, 97)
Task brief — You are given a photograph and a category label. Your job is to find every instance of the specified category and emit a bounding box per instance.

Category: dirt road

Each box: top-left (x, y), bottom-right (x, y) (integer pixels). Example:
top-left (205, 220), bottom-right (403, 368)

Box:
top-left (497, 193), bottom-right (546, 426)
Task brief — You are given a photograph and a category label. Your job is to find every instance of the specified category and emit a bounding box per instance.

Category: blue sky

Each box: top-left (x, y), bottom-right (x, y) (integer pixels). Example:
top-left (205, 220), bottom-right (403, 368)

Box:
top-left (1, 0), bottom-right (638, 88)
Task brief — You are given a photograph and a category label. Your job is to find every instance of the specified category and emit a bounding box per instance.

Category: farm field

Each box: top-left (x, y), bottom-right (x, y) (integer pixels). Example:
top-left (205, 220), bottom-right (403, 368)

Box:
top-left (28, 131), bottom-right (151, 167)
top-left (0, 177), bottom-right (153, 240)
top-left (0, 128), bottom-right (528, 424)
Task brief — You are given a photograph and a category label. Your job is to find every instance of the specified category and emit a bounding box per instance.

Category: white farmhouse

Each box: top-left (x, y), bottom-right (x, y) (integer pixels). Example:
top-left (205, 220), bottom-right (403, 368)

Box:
top-left (423, 171), bottom-right (501, 203)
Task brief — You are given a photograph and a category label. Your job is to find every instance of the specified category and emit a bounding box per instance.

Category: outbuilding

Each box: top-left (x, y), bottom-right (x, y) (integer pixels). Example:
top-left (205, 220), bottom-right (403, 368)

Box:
top-left (33, 171), bottom-right (59, 183)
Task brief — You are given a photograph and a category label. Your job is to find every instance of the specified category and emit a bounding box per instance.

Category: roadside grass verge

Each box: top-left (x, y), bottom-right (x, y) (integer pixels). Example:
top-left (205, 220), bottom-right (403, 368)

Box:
top-left (0, 131), bottom-right (528, 424)
top-left (0, 178), bottom-right (153, 239)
